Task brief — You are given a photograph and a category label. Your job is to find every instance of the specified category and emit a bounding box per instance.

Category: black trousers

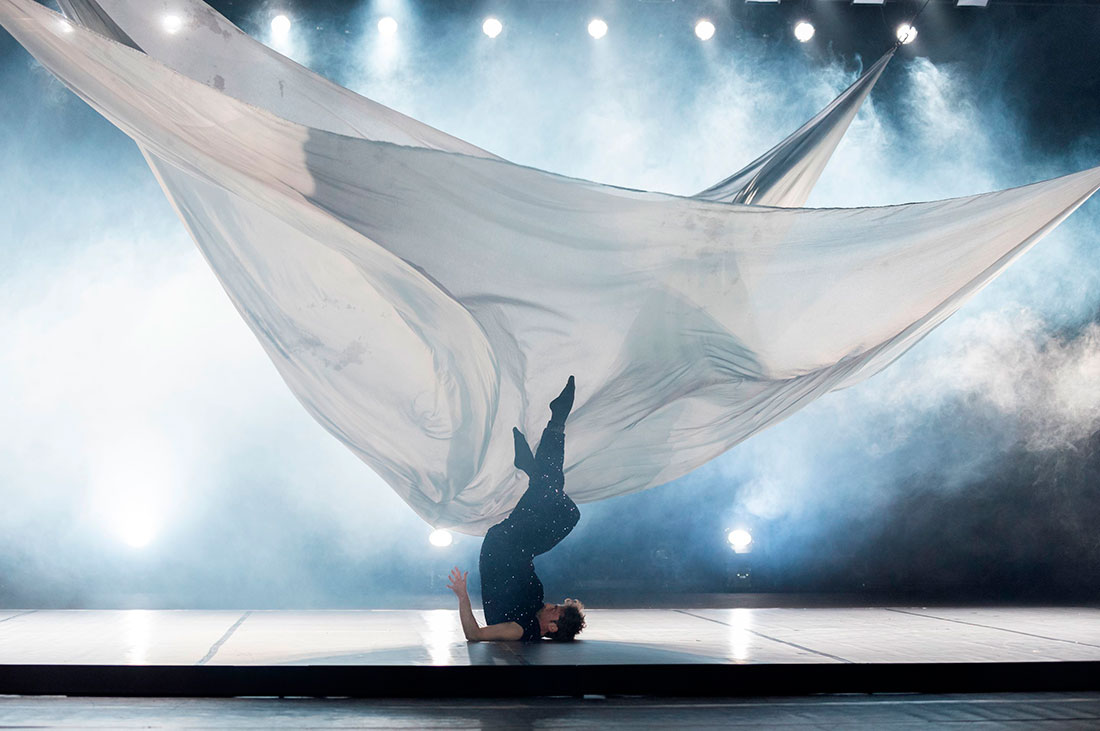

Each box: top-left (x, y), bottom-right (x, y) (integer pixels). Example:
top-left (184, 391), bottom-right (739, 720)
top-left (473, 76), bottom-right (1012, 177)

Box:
top-left (482, 422), bottom-right (580, 566)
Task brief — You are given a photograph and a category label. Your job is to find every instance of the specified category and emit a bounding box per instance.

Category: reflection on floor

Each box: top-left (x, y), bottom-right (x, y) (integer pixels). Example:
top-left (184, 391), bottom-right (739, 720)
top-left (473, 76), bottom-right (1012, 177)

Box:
top-left (1, 605), bottom-right (1099, 666)
top-left (1, 693), bottom-right (1099, 728)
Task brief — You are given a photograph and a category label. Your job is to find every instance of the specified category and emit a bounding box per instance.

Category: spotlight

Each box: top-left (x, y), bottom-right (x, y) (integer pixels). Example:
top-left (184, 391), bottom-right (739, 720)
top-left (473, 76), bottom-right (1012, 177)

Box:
top-left (378, 16), bottom-right (398, 36)
top-left (896, 23), bottom-right (917, 45)
top-left (482, 17), bottom-right (503, 39)
top-left (116, 505), bottom-right (157, 548)
top-left (122, 523), bottom-right (155, 548)
top-left (727, 529), bottom-right (753, 553)
top-left (793, 21), bottom-right (815, 43)
top-left (587, 18), bottom-right (608, 40)
top-left (694, 20), bottom-right (715, 41)
top-left (429, 529), bottom-right (453, 548)
top-left (271, 14), bottom-right (291, 37)
top-left (162, 14), bottom-right (182, 34)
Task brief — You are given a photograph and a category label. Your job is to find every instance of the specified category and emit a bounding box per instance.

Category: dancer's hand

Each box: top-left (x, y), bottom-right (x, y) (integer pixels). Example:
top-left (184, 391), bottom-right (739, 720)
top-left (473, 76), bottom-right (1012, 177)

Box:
top-left (447, 567), bottom-right (469, 599)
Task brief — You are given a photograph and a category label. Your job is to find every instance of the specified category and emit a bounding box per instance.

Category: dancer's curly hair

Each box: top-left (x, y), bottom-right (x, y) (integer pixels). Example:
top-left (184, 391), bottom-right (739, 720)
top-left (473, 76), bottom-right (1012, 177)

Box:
top-left (546, 598), bottom-right (586, 642)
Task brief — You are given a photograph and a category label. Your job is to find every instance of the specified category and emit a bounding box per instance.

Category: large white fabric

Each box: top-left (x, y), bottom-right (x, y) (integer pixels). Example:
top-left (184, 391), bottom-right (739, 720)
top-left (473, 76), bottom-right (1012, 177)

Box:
top-left (4, 0), bottom-right (1098, 533)
top-left (53, 0), bottom-right (498, 157)
top-left (695, 48), bottom-right (894, 206)
top-left (55, 0), bottom-right (890, 207)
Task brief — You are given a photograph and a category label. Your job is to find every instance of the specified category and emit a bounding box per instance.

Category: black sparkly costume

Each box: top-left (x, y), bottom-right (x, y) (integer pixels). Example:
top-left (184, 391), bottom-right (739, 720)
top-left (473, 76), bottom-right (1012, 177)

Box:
top-left (479, 377), bottom-right (580, 642)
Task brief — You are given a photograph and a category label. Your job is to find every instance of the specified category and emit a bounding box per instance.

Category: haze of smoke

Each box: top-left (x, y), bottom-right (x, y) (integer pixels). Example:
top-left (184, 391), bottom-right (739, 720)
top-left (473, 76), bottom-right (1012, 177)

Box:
top-left (706, 56), bottom-right (1100, 529)
top-left (1, 1), bottom-right (1098, 604)
top-left (878, 310), bottom-right (1100, 453)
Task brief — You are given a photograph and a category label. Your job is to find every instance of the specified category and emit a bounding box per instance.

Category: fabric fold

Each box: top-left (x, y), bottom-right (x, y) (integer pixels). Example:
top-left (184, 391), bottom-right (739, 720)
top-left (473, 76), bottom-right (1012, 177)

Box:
top-left (56, 0), bottom-right (890, 207)
top-left (695, 48), bottom-right (895, 206)
top-left (57, 0), bottom-right (498, 156)
top-left (4, 0), bottom-right (1098, 533)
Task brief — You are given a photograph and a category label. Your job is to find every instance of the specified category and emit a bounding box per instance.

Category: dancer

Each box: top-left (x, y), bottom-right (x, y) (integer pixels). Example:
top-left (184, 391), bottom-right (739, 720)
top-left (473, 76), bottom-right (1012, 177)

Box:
top-left (447, 376), bottom-right (586, 642)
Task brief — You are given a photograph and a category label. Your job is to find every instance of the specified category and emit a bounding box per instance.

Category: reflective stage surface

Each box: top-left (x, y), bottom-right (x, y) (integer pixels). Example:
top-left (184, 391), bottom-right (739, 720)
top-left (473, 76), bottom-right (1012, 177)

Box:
top-left (2, 605), bottom-right (1099, 666)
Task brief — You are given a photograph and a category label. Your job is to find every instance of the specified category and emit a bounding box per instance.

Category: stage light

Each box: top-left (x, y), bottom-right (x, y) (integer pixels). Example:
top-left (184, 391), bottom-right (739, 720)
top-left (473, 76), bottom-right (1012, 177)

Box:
top-left (113, 500), bottom-right (159, 548)
top-left (482, 17), bottom-right (503, 38)
top-left (794, 21), bottom-right (815, 43)
top-left (851, 0), bottom-right (885, 5)
top-left (896, 23), bottom-right (918, 45)
top-left (727, 529), bottom-right (753, 553)
top-left (163, 14), bottom-right (182, 34)
top-left (120, 516), bottom-right (156, 548)
top-left (378, 16), bottom-right (398, 36)
top-left (429, 529), bottom-right (453, 547)
top-left (588, 18), bottom-right (608, 40)
top-left (957, 0), bottom-right (989, 6)
top-left (271, 14), bottom-right (291, 37)
top-left (694, 20), bottom-right (715, 41)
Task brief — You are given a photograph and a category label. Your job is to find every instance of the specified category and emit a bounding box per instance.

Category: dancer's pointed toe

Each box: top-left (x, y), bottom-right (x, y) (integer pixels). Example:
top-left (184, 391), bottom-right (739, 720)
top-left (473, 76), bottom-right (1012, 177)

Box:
top-left (549, 376), bottom-right (575, 425)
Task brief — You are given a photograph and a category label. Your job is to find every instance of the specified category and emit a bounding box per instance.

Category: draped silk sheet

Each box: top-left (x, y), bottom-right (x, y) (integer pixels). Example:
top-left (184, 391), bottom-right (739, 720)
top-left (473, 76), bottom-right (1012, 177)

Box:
top-left (3, 0), bottom-right (1098, 532)
top-left (54, 0), bottom-right (893, 208)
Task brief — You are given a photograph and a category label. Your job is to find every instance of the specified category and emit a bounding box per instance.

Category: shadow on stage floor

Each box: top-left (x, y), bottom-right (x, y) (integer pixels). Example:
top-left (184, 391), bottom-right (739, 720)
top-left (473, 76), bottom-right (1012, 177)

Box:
top-left (2, 595), bottom-right (1099, 698)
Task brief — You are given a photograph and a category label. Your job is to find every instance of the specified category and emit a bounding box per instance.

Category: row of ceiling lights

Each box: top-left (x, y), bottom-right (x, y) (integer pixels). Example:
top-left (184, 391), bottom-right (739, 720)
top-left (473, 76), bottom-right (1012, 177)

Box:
top-left (267, 14), bottom-right (920, 45)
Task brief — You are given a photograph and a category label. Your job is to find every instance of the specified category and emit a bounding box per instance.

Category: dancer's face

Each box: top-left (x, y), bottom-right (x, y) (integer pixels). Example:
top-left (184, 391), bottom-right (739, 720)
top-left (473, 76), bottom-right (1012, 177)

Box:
top-left (540, 603), bottom-right (564, 622)
top-left (539, 603), bottom-right (564, 634)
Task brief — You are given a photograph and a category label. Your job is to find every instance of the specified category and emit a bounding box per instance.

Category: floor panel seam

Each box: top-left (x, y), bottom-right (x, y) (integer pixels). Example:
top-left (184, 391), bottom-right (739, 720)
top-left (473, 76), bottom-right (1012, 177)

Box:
top-left (672, 609), bottom-right (853, 663)
top-left (197, 611), bottom-right (252, 665)
top-left (0, 610), bottom-right (37, 625)
top-left (501, 642), bottom-right (530, 666)
top-left (883, 608), bottom-right (1100, 649)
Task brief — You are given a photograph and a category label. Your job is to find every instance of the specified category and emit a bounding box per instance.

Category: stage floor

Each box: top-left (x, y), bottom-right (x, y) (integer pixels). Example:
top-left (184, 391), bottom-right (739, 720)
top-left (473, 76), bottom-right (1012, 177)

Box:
top-left (2, 605), bottom-right (1099, 666)
top-left (2, 605), bottom-right (1099, 697)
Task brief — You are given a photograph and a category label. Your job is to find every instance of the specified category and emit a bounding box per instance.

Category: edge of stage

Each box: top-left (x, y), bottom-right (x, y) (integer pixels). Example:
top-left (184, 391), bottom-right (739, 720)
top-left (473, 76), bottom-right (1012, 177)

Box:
top-left (3, 661), bottom-right (1100, 699)
top-left (2, 598), bottom-right (1099, 698)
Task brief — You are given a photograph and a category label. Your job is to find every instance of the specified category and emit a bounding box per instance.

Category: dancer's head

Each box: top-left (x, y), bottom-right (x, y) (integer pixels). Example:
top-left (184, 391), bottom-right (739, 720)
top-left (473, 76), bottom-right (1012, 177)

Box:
top-left (540, 598), bottom-right (586, 641)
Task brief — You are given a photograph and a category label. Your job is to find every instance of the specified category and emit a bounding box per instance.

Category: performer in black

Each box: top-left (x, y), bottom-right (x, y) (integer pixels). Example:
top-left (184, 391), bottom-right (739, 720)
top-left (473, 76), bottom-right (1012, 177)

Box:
top-left (447, 376), bottom-right (586, 642)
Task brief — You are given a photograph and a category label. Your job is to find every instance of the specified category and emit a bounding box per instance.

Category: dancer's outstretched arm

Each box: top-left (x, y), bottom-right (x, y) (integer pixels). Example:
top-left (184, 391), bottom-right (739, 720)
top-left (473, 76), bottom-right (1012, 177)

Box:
top-left (447, 567), bottom-right (523, 641)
